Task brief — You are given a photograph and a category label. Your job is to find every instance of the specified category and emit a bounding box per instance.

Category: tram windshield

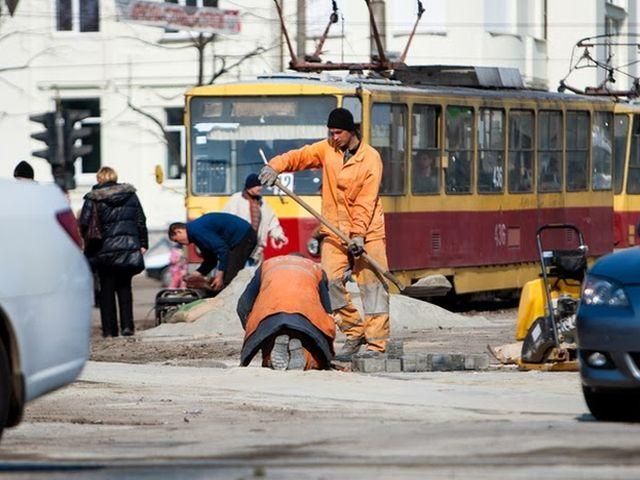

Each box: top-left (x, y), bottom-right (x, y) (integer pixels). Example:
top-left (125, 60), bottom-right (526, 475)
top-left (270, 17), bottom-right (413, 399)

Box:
top-left (189, 95), bottom-right (337, 195)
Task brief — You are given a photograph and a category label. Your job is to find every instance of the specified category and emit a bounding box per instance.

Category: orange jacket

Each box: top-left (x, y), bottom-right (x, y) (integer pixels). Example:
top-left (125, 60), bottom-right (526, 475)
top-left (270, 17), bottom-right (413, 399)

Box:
top-left (269, 140), bottom-right (386, 241)
top-left (244, 255), bottom-right (336, 340)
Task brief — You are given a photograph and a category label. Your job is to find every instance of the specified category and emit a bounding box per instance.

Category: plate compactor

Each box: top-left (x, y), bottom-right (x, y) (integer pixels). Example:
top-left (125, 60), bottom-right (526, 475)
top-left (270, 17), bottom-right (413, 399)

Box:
top-left (516, 224), bottom-right (588, 370)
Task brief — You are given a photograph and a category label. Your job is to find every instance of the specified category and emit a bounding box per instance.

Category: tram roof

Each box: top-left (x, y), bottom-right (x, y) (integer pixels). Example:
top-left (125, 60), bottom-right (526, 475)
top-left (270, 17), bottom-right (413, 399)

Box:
top-left (188, 72), bottom-right (616, 105)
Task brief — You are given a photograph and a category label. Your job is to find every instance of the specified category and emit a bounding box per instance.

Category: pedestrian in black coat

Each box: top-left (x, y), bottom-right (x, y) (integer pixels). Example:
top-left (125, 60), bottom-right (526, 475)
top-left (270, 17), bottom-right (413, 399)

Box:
top-left (79, 166), bottom-right (148, 337)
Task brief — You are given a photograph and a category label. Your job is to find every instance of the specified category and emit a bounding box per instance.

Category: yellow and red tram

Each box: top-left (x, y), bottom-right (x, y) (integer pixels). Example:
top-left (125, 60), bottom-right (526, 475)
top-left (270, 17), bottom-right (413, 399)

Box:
top-left (183, 71), bottom-right (617, 295)
top-left (612, 102), bottom-right (640, 248)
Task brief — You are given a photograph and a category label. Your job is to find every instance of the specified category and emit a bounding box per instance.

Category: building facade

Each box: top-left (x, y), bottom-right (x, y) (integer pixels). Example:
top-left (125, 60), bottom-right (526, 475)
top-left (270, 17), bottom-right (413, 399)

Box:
top-left (0, 0), bottom-right (638, 231)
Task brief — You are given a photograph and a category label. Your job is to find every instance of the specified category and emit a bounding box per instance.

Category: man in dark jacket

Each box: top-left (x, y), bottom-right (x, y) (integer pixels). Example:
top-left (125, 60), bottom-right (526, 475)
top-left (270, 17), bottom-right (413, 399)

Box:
top-left (79, 166), bottom-right (148, 337)
top-left (168, 213), bottom-right (257, 291)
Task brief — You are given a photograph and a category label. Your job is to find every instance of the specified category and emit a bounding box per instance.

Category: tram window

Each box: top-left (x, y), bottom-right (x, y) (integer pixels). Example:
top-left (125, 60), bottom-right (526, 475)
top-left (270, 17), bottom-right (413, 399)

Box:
top-left (566, 111), bottom-right (589, 191)
top-left (189, 95), bottom-right (335, 194)
top-left (342, 96), bottom-right (363, 126)
top-left (445, 106), bottom-right (473, 194)
top-left (592, 111), bottom-right (613, 191)
top-left (412, 104), bottom-right (440, 194)
top-left (628, 115), bottom-right (640, 194)
top-left (477, 108), bottom-right (504, 193)
top-left (538, 110), bottom-right (563, 192)
top-left (613, 114), bottom-right (628, 194)
top-left (508, 110), bottom-right (533, 193)
top-left (371, 103), bottom-right (407, 195)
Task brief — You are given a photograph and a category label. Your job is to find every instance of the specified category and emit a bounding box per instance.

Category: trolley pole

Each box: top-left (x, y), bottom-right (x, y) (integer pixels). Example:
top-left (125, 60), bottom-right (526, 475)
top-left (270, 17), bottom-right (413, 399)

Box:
top-left (369, 0), bottom-right (386, 60)
top-left (296, 0), bottom-right (306, 59)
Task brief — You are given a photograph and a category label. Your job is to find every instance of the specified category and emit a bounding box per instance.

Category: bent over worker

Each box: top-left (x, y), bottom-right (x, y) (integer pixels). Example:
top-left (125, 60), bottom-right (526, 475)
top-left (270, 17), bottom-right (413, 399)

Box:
top-left (237, 254), bottom-right (336, 370)
top-left (259, 107), bottom-right (389, 360)
top-left (168, 213), bottom-right (257, 291)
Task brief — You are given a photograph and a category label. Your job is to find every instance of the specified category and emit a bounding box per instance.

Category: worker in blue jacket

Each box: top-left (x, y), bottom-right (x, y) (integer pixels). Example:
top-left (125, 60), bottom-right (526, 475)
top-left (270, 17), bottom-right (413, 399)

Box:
top-left (168, 213), bottom-right (257, 291)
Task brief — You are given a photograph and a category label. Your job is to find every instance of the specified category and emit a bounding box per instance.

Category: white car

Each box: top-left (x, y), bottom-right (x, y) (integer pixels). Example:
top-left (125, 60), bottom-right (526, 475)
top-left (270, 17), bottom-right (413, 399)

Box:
top-left (0, 179), bottom-right (92, 438)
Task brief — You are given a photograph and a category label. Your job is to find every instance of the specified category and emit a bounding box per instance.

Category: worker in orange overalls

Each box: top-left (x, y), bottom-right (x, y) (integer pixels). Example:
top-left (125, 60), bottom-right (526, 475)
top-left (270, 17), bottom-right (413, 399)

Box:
top-left (259, 107), bottom-right (389, 361)
top-left (237, 254), bottom-right (335, 370)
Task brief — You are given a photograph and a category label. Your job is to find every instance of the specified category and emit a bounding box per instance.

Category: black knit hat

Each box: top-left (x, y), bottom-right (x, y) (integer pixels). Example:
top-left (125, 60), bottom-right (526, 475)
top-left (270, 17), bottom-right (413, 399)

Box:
top-left (327, 108), bottom-right (355, 132)
top-left (13, 161), bottom-right (34, 180)
top-left (245, 173), bottom-right (261, 189)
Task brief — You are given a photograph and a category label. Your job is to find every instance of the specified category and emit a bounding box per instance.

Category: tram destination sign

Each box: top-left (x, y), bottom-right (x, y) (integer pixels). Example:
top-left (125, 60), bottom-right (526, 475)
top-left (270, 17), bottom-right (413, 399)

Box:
top-left (115, 0), bottom-right (240, 34)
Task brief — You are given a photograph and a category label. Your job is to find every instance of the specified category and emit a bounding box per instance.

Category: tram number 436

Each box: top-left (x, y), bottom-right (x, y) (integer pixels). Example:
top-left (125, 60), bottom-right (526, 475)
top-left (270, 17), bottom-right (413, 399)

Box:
top-left (494, 223), bottom-right (507, 247)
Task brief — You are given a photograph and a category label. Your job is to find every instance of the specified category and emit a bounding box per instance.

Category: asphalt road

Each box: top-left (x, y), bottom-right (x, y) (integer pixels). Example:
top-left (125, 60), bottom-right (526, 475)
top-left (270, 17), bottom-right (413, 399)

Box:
top-left (1, 275), bottom-right (639, 479)
top-left (2, 360), bottom-right (640, 478)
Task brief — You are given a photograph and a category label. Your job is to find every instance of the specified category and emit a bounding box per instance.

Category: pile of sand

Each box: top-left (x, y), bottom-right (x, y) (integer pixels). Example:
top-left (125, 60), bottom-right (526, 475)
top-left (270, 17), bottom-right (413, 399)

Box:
top-left (140, 268), bottom-right (490, 341)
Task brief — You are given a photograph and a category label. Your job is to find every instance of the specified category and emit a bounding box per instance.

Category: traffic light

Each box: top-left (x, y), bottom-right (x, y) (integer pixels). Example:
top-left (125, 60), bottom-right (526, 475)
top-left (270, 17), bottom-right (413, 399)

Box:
top-left (63, 109), bottom-right (93, 163)
top-left (29, 112), bottom-right (61, 166)
top-left (62, 109), bottom-right (93, 190)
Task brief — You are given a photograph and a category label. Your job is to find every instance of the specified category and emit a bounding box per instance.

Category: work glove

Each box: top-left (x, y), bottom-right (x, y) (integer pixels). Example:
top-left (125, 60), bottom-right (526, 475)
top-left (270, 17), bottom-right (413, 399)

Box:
top-left (347, 236), bottom-right (365, 258)
top-left (259, 165), bottom-right (279, 187)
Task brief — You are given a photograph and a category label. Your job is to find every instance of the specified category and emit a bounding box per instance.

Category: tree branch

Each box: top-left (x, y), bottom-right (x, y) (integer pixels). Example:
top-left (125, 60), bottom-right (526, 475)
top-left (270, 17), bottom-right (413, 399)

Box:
top-left (208, 46), bottom-right (266, 84)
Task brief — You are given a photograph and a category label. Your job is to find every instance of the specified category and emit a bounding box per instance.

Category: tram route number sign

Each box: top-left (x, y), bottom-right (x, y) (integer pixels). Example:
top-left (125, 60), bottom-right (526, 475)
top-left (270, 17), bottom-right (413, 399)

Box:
top-left (494, 223), bottom-right (507, 247)
top-left (115, 0), bottom-right (241, 35)
top-left (271, 173), bottom-right (294, 197)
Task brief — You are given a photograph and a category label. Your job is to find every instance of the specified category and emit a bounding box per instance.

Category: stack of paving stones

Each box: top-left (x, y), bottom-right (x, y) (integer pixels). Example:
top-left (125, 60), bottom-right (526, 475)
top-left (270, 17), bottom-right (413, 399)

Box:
top-left (351, 339), bottom-right (490, 373)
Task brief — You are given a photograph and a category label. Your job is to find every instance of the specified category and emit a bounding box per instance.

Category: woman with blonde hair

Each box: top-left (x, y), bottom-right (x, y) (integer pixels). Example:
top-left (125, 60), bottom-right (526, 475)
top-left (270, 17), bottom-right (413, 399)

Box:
top-left (79, 166), bottom-right (148, 337)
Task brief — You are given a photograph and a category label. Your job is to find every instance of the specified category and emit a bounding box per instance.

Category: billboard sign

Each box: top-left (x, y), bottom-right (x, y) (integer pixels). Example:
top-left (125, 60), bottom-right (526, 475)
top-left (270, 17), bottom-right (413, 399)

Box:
top-left (115, 0), bottom-right (241, 34)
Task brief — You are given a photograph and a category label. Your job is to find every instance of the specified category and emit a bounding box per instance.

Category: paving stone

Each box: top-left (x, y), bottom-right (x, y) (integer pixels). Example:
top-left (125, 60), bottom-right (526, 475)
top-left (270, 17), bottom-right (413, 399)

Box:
top-left (464, 353), bottom-right (490, 370)
top-left (428, 353), bottom-right (466, 371)
top-left (416, 353), bottom-right (430, 372)
top-left (386, 340), bottom-right (404, 359)
top-left (385, 358), bottom-right (402, 372)
top-left (401, 354), bottom-right (418, 372)
top-left (352, 356), bottom-right (386, 373)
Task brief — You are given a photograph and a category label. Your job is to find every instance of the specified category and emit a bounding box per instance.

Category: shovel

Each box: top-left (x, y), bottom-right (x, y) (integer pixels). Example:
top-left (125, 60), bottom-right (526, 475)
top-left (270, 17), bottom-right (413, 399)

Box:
top-left (258, 150), bottom-right (451, 297)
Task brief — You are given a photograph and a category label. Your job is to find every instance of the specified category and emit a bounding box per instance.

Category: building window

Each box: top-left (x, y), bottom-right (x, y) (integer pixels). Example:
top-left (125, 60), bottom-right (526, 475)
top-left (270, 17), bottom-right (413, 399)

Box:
top-left (445, 106), bottom-right (473, 194)
top-left (60, 98), bottom-right (101, 175)
top-left (508, 110), bottom-right (534, 193)
top-left (412, 105), bottom-right (440, 195)
top-left (56, 0), bottom-right (99, 32)
top-left (371, 104), bottom-right (407, 195)
top-left (166, 107), bottom-right (185, 180)
top-left (566, 111), bottom-right (589, 191)
top-left (477, 108), bottom-right (504, 193)
top-left (537, 110), bottom-right (563, 192)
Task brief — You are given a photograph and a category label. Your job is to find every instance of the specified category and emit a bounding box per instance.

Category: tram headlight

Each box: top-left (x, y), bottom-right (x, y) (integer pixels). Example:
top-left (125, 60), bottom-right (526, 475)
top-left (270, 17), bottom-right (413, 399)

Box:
top-left (307, 237), bottom-right (320, 257)
top-left (581, 275), bottom-right (629, 307)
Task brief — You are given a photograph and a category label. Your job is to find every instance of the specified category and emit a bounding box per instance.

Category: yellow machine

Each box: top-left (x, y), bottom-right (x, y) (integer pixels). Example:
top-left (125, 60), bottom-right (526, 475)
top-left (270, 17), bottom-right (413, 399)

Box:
top-left (516, 224), bottom-right (587, 369)
top-left (515, 278), bottom-right (582, 341)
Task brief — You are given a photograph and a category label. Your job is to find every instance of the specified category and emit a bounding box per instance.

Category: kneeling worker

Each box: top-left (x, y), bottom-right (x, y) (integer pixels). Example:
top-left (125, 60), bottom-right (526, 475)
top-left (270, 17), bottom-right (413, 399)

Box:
top-left (237, 254), bottom-right (335, 370)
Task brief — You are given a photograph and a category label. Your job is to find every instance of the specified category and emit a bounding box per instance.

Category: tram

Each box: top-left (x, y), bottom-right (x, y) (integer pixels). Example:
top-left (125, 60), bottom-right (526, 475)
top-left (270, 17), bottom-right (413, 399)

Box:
top-left (612, 102), bottom-right (640, 248)
top-left (182, 66), bottom-right (618, 296)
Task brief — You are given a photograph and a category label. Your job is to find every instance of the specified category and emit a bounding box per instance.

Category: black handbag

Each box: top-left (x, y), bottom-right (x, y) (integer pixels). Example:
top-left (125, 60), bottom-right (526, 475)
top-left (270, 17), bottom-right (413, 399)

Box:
top-left (86, 203), bottom-right (102, 241)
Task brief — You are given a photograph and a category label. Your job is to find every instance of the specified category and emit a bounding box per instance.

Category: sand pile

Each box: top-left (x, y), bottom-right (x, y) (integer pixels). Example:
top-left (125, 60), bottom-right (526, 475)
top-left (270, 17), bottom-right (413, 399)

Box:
top-left (140, 269), bottom-right (490, 340)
